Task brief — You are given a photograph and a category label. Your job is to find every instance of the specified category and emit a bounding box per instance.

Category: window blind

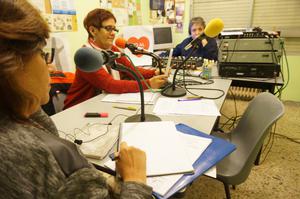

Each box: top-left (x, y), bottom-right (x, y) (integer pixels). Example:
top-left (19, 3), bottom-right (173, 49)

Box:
top-left (191, 0), bottom-right (300, 55)
top-left (191, 0), bottom-right (252, 28)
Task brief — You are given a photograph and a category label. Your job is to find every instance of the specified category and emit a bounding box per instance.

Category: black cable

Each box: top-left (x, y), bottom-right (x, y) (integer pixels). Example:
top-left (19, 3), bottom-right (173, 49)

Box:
top-left (260, 123), bottom-right (277, 164)
top-left (183, 87), bottom-right (225, 100)
top-left (274, 133), bottom-right (300, 144)
top-left (274, 41), bottom-right (290, 96)
top-left (82, 114), bottom-right (129, 143)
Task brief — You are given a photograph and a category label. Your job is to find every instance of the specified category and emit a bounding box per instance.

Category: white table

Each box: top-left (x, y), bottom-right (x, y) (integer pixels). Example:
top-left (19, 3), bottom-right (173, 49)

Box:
top-left (51, 78), bottom-right (231, 135)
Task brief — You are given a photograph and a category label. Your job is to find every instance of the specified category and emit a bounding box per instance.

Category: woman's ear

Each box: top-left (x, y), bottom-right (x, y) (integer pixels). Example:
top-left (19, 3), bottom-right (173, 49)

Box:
top-left (88, 26), bottom-right (97, 38)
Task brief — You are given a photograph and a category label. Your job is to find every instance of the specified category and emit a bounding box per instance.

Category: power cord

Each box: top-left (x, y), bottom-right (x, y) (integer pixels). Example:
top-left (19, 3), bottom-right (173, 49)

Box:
top-left (58, 114), bottom-right (130, 144)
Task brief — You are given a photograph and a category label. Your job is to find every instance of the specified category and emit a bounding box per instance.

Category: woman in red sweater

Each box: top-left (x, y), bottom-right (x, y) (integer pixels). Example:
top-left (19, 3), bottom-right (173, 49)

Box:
top-left (64, 9), bottom-right (168, 109)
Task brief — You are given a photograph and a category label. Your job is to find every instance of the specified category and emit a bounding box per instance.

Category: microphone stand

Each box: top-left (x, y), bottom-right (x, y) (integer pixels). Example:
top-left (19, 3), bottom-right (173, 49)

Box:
top-left (161, 46), bottom-right (198, 97)
top-left (110, 62), bottom-right (161, 122)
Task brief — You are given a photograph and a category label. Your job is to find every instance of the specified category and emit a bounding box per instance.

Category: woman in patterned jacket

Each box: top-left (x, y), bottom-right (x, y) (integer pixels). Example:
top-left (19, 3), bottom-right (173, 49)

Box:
top-left (0, 0), bottom-right (152, 198)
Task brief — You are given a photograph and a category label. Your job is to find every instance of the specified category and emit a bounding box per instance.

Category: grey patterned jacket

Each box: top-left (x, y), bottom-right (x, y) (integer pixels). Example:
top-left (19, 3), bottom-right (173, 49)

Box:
top-left (0, 109), bottom-right (152, 198)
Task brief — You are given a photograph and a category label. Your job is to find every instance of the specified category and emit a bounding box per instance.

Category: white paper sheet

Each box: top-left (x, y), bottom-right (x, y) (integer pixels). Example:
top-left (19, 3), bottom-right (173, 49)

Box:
top-left (153, 98), bottom-right (220, 116)
top-left (147, 131), bottom-right (212, 196)
top-left (101, 92), bottom-right (159, 104)
top-left (105, 121), bottom-right (194, 176)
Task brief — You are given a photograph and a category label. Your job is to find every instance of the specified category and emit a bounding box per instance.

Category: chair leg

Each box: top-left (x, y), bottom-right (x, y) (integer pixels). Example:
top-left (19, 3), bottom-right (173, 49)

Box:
top-left (255, 146), bottom-right (262, 165)
top-left (223, 182), bottom-right (231, 199)
top-left (232, 185), bottom-right (236, 190)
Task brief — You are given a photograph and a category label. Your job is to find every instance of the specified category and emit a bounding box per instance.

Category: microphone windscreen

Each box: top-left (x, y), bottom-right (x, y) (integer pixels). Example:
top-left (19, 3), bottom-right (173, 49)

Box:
top-left (115, 38), bottom-right (127, 49)
top-left (74, 47), bottom-right (104, 72)
top-left (204, 18), bottom-right (224, 38)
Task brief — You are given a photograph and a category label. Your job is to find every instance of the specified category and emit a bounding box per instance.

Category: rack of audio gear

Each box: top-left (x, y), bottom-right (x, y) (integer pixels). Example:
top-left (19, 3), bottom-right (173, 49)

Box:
top-left (218, 31), bottom-right (284, 78)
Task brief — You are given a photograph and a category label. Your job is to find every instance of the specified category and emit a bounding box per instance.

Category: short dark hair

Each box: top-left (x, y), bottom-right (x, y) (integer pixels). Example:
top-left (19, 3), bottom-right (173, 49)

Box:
top-left (83, 9), bottom-right (117, 38)
top-left (188, 17), bottom-right (206, 35)
top-left (0, 0), bottom-right (50, 119)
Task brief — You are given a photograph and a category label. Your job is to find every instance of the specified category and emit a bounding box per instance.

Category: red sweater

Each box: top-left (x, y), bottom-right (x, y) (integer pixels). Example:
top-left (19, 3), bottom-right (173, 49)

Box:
top-left (64, 45), bottom-right (155, 109)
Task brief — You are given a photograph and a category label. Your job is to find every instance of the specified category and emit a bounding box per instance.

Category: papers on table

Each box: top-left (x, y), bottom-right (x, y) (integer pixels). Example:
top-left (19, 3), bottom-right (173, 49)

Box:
top-left (104, 121), bottom-right (212, 196)
top-left (105, 121), bottom-right (195, 176)
top-left (147, 131), bottom-right (212, 196)
top-left (153, 98), bottom-right (220, 116)
top-left (101, 92), bottom-right (159, 104)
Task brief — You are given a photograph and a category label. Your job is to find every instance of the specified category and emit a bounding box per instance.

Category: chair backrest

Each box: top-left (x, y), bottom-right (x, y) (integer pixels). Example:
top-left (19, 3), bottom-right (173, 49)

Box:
top-left (220, 92), bottom-right (284, 185)
top-left (52, 93), bottom-right (67, 114)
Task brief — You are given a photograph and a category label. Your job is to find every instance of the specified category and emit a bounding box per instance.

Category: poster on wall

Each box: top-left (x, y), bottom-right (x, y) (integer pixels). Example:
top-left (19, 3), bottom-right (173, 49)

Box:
top-left (43, 13), bottom-right (77, 32)
top-left (123, 26), bottom-right (154, 66)
top-left (150, 0), bottom-right (185, 33)
top-left (99, 0), bottom-right (142, 26)
top-left (29, 0), bottom-right (78, 32)
top-left (50, 0), bottom-right (76, 15)
top-left (175, 0), bottom-right (185, 33)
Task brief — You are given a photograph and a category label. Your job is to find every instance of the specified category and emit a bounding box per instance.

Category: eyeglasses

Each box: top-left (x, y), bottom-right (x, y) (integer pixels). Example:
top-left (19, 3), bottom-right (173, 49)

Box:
top-left (101, 25), bottom-right (119, 33)
top-left (41, 48), bottom-right (55, 64)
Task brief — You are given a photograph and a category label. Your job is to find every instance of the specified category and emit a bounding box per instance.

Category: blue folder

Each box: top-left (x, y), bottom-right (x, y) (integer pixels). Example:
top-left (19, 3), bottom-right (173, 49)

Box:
top-left (153, 123), bottom-right (236, 199)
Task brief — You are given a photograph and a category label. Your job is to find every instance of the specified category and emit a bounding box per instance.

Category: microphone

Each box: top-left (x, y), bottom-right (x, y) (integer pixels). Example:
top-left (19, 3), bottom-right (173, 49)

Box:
top-left (115, 37), bottom-right (144, 53)
top-left (74, 47), bottom-right (123, 72)
top-left (74, 47), bottom-right (161, 122)
top-left (115, 37), bottom-right (163, 74)
top-left (184, 18), bottom-right (224, 50)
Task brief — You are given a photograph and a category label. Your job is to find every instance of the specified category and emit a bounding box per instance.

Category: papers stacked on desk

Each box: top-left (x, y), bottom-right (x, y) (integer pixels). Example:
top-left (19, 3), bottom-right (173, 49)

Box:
top-left (101, 92), bottom-right (159, 104)
top-left (104, 121), bottom-right (212, 196)
top-left (153, 98), bottom-right (221, 116)
top-left (147, 132), bottom-right (212, 196)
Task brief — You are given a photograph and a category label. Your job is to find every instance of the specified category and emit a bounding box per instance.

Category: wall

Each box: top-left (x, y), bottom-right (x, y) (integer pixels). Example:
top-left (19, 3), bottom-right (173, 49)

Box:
top-left (281, 56), bottom-right (300, 102)
top-left (51, 0), bottom-right (100, 70)
top-left (56, 0), bottom-right (299, 102)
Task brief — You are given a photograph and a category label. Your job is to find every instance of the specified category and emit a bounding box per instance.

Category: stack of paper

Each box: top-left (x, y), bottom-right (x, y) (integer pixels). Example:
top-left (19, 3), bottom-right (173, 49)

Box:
top-left (105, 121), bottom-right (196, 176)
top-left (153, 98), bottom-right (221, 116)
top-left (147, 132), bottom-right (212, 196)
top-left (101, 92), bottom-right (159, 104)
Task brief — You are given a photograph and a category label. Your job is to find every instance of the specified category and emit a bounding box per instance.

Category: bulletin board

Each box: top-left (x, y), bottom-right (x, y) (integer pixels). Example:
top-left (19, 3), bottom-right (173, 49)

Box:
top-left (29, 0), bottom-right (78, 32)
top-left (99, 0), bottom-right (142, 26)
top-left (150, 0), bottom-right (185, 33)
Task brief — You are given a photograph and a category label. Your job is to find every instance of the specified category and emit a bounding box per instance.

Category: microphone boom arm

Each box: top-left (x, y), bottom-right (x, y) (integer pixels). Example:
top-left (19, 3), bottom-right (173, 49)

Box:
top-left (111, 62), bottom-right (146, 122)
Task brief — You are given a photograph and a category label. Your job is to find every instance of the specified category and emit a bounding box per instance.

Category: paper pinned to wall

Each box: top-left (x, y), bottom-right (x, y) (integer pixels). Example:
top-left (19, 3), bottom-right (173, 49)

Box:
top-left (29, 0), bottom-right (46, 12)
top-left (50, 0), bottom-right (76, 15)
top-left (123, 25), bottom-right (154, 66)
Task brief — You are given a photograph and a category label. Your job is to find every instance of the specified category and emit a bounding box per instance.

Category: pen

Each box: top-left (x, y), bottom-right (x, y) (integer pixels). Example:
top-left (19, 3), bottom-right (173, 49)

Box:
top-left (109, 124), bottom-right (122, 161)
top-left (186, 96), bottom-right (203, 99)
top-left (109, 153), bottom-right (119, 161)
top-left (178, 97), bottom-right (202, 102)
top-left (113, 106), bottom-right (137, 111)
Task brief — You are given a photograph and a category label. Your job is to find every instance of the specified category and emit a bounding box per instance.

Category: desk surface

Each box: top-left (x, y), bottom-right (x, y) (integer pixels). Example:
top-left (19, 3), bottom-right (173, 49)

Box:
top-left (51, 78), bottom-right (231, 135)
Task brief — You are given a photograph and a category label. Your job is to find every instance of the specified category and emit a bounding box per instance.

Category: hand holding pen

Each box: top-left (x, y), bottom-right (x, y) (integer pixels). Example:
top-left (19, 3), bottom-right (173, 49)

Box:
top-left (115, 142), bottom-right (147, 184)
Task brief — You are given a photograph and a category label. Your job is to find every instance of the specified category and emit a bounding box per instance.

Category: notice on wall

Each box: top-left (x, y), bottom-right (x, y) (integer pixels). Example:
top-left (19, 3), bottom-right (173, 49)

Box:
top-left (50, 0), bottom-right (76, 15)
top-left (123, 25), bottom-right (154, 66)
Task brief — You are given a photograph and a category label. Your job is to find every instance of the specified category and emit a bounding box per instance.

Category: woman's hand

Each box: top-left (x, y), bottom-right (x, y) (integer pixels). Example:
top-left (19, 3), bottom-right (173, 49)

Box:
top-left (116, 142), bottom-right (147, 184)
top-left (149, 74), bottom-right (168, 89)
